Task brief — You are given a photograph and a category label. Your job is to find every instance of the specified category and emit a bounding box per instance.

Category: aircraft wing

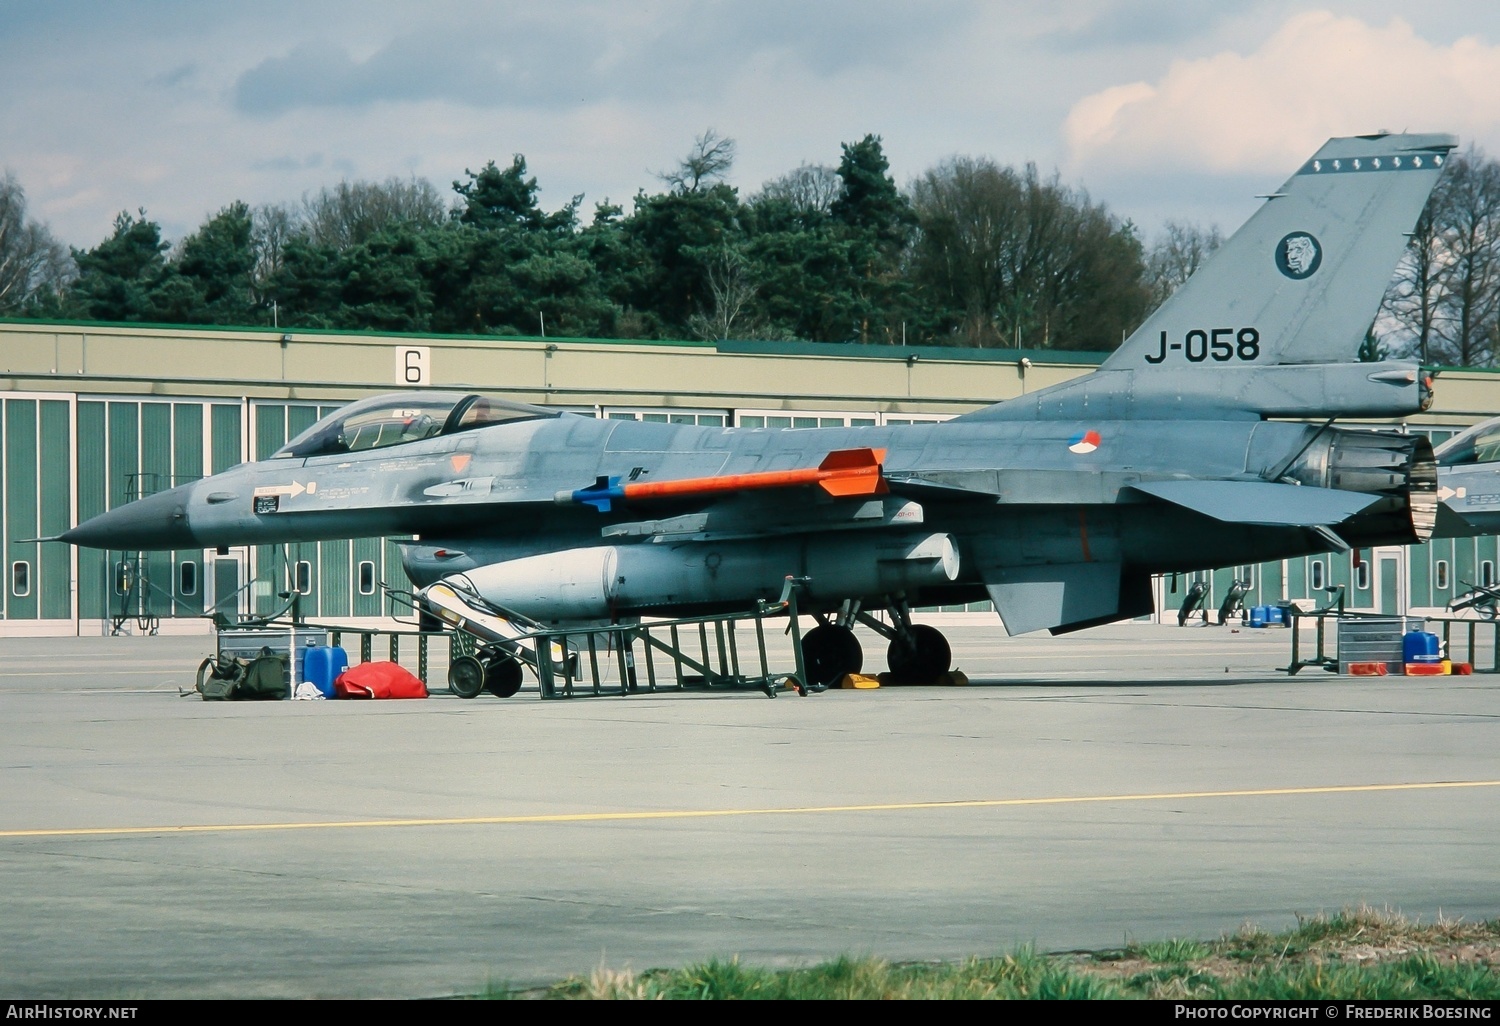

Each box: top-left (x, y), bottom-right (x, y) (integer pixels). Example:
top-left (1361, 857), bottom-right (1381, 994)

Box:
top-left (598, 493), bottom-right (926, 542)
top-left (1127, 480), bottom-right (1380, 526)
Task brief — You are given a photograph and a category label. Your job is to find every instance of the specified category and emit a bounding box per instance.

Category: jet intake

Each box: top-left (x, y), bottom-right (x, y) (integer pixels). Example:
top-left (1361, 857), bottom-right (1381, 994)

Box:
top-left (1281, 429), bottom-right (1437, 544)
top-left (445, 533), bottom-right (960, 622)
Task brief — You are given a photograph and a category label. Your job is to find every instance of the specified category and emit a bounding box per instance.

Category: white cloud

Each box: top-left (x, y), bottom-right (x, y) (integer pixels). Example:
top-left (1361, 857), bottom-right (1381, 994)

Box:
top-left (1064, 11), bottom-right (1500, 178)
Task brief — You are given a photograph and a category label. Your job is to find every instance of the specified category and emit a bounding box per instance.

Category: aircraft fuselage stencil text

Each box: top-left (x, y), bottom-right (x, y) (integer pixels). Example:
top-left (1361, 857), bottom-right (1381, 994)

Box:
top-left (1145, 328), bottom-right (1260, 364)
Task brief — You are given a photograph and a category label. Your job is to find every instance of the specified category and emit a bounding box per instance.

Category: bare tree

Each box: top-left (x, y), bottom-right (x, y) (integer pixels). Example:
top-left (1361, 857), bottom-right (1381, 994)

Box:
top-left (301, 176), bottom-right (448, 250)
top-left (1380, 198), bottom-right (1448, 363)
top-left (1381, 147), bottom-right (1500, 367)
top-left (1431, 148), bottom-right (1500, 367)
top-left (659, 130), bottom-right (736, 194)
top-left (0, 172), bottom-right (73, 312)
top-left (754, 163), bottom-right (843, 216)
top-left (250, 202), bottom-right (300, 305)
top-left (687, 246), bottom-right (759, 341)
top-left (1144, 220), bottom-right (1222, 310)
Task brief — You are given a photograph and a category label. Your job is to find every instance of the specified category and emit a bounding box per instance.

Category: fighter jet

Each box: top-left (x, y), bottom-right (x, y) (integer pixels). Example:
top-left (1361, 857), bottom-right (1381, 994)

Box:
top-left (1434, 417), bottom-right (1500, 538)
top-left (61, 132), bottom-right (1456, 687)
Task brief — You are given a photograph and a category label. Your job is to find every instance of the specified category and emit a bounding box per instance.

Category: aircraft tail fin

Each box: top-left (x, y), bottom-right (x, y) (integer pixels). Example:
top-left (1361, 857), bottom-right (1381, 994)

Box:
top-left (1101, 132), bottom-right (1457, 373)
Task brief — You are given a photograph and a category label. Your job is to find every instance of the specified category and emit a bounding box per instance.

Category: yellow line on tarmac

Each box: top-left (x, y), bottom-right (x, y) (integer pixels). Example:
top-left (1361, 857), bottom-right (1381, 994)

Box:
top-left (4, 780), bottom-right (1498, 839)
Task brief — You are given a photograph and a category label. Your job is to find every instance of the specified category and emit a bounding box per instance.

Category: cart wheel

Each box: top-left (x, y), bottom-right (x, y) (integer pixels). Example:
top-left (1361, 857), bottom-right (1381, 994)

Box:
top-left (484, 657), bottom-right (524, 698)
top-left (448, 655), bottom-right (486, 699)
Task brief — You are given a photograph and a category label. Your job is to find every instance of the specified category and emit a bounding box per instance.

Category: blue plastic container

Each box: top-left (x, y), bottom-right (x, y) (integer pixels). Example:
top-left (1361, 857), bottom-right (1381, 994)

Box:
top-left (1402, 630), bottom-right (1441, 664)
top-left (1265, 605), bottom-right (1286, 626)
top-left (1249, 606), bottom-right (1267, 628)
top-left (304, 645), bottom-right (349, 698)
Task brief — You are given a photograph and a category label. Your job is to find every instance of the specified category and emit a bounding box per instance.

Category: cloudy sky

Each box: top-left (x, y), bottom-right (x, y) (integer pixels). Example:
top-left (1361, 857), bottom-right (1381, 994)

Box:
top-left (5, 1), bottom-right (1500, 251)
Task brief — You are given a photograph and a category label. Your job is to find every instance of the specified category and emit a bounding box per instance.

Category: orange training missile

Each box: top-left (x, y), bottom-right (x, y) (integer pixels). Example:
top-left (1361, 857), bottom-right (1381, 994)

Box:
top-left (563, 448), bottom-right (887, 511)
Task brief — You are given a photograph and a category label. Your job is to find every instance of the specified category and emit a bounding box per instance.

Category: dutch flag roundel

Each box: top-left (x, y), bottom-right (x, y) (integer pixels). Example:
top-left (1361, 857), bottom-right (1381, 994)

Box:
top-left (1068, 429), bottom-right (1101, 454)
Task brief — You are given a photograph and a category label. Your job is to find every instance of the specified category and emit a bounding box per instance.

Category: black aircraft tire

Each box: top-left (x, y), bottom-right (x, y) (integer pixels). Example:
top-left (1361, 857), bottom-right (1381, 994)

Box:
top-left (802, 624), bottom-right (863, 688)
top-left (484, 657), bottom-right (525, 698)
top-left (886, 624), bottom-right (952, 684)
top-left (448, 655), bottom-right (487, 699)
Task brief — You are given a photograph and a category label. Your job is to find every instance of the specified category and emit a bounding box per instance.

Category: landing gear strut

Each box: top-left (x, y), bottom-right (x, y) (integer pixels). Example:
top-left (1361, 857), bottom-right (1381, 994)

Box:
top-left (886, 624), bottom-right (951, 684)
top-left (850, 597), bottom-right (953, 685)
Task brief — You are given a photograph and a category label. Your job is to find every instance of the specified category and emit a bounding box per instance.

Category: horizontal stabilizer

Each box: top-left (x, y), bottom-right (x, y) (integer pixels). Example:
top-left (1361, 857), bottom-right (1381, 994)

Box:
top-left (1129, 480), bottom-right (1378, 526)
top-left (1434, 501), bottom-right (1486, 539)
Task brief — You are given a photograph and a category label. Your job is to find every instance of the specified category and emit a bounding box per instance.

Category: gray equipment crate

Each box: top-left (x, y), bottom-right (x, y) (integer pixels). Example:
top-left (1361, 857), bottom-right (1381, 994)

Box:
top-left (217, 628), bottom-right (328, 689)
top-left (1336, 617), bottom-right (1423, 674)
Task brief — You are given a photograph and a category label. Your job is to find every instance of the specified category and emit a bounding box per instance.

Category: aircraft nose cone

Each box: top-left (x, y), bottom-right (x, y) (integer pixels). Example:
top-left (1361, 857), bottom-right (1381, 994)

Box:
top-left (61, 483), bottom-right (199, 550)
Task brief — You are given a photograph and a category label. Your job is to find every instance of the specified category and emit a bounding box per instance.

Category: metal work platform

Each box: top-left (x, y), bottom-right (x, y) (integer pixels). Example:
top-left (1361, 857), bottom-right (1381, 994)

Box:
top-left (226, 578), bottom-right (815, 700)
top-left (428, 577), bottom-right (815, 700)
top-left (1283, 588), bottom-right (1500, 675)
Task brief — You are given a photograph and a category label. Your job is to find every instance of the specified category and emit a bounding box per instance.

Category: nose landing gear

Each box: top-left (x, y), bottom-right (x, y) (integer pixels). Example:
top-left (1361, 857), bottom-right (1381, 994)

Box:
top-left (801, 622), bottom-right (864, 689)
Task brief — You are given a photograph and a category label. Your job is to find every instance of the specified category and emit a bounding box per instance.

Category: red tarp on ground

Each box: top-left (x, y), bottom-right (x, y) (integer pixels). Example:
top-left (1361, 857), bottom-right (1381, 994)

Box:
top-left (333, 661), bottom-right (429, 699)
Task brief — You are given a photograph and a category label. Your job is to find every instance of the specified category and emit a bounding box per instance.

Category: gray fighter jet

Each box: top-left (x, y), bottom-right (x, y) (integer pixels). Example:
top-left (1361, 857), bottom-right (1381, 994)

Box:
top-left (62, 132), bottom-right (1457, 686)
top-left (1434, 418), bottom-right (1500, 538)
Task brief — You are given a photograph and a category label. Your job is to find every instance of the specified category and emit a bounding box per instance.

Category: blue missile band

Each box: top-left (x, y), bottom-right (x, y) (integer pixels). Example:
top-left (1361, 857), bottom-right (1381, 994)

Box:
top-left (572, 476), bottom-right (624, 512)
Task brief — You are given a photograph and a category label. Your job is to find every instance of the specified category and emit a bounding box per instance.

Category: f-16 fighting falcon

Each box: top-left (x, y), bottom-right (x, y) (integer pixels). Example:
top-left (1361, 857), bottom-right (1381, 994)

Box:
top-left (61, 132), bottom-right (1460, 688)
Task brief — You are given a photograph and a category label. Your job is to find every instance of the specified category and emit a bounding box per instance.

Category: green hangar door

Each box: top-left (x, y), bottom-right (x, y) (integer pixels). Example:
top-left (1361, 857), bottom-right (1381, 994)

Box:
top-left (2, 396), bottom-right (74, 633)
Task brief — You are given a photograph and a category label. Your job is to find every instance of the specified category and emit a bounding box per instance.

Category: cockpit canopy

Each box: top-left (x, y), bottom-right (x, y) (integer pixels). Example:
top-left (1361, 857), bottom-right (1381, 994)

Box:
top-left (273, 392), bottom-right (557, 459)
top-left (1434, 416), bottom-right (1500, 468)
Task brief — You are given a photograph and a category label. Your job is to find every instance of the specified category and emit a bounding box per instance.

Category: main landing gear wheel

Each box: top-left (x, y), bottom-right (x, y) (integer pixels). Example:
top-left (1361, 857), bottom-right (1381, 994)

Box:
top-left (802, 623), bottom-right (863, 688)
top-left (886, 624), bottom-right (952, 684)
top-left (484, 657), bottom-right (524, 698)
top-left (448, 654), bottom-right (486, 699)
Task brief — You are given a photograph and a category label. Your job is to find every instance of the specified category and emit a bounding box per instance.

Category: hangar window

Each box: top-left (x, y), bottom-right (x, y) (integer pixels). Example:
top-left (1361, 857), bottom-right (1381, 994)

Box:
top-left (1310, 560), bottom-right (1326, 592)
top-left (1483, 561), bottom-right (1495, 588)
top-left (294, 560), bottom-right (313, 595)
top-left (11, 561), bottom-right (30, 598)
top-left (1354, 561), bottom-right (1370, 591)
top-left (357, 561), bottom-right (377, 596)
top-left (606, 409), bottom-right (728, 427)
top-left (737, 410), bottom-right (877, 429)
top-left (273, 392), bottom-right (557, 459)
top-left (1435, 560), bottom-right (1450, 591)
top-left (178, 561), bottom-right (198, 597)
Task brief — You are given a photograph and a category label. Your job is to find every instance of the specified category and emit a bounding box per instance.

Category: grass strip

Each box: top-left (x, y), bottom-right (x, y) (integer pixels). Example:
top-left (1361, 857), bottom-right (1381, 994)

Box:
top-left (482, 906), bottom-right (1500, 1000)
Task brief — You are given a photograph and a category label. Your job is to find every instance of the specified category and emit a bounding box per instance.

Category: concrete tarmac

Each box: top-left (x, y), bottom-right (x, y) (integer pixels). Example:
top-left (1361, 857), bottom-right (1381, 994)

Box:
top-left (1, 622), bottom-right (1497, 999)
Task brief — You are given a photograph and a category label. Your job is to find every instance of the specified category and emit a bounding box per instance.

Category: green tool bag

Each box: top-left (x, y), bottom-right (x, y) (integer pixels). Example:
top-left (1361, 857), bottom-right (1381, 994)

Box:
top-left (195, 654), bottom-right (245, 700)
top-left (193, 647), bottom-right (288, 701)
top-left (238, 648), bottom-right (289, 700)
